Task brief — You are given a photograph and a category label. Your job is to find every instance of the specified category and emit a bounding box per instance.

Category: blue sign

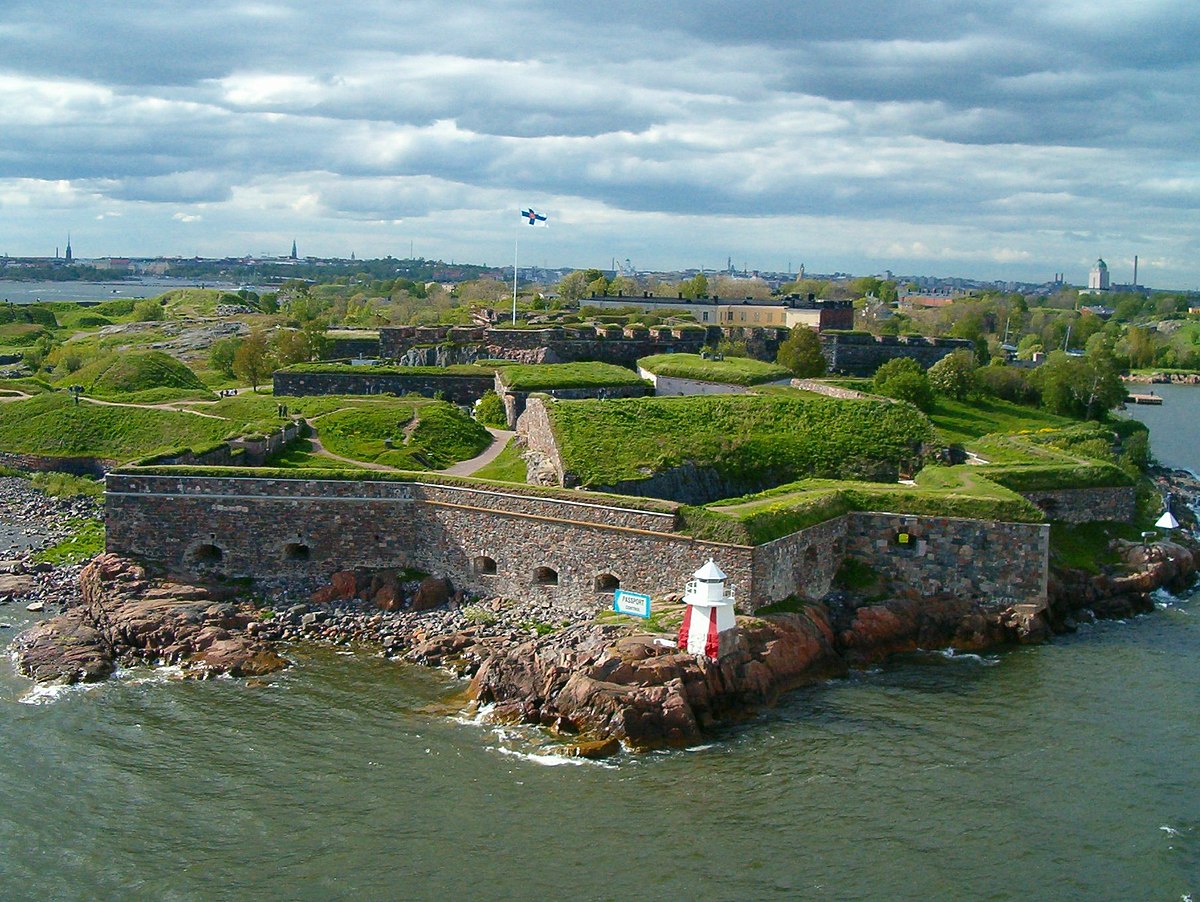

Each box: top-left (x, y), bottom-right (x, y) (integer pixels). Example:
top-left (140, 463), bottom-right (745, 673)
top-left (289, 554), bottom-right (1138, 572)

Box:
top-left (612, 589), bottom-right (652, 619)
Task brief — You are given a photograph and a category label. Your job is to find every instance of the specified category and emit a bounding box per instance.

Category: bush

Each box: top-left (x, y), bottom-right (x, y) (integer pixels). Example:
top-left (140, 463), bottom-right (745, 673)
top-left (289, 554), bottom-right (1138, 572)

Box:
top-left (875, 371), bottom-right (933, 411)
top-left (475, 390), bottom-right (508, 428)
top-left (977, 364), bottom-right (1040, 405)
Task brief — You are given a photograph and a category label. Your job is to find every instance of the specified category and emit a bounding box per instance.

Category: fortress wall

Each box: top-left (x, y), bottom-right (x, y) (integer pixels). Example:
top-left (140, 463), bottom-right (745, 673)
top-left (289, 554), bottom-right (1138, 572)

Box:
top-left (820, 333), bottom-right (976, 376)
top-left (104, 473), bottom-right (741, 610)
top-left (105, 473), bottom-right (1052, 612)
top-left (1019, 486), bottom-right (1136, 524)
top-left (751, 516), bottom-right (850, 602)
top-left (273, 371), bottom-right (495, 404)
top-left (844, 513), bottom-right (1050, 604)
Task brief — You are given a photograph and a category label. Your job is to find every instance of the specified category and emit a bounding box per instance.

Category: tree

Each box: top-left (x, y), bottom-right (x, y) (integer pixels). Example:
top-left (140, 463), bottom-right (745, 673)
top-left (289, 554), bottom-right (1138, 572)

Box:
top-left (776, 326), bottom-right (827, 377)
top-left (1033, 350), bottom-right (1125, 420)
top-left (232, 330), bottom-right (274, 392)
top-left (209, 337), bottom-right (241, 378)
top-left (872, 357), bottom-right (933, 411)
top-left (928, 350), bottom-right (977, 400)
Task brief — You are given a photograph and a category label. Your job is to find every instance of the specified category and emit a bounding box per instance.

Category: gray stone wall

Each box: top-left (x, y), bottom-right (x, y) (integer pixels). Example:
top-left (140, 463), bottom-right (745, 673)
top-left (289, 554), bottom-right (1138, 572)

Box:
top-left (1019, 486), bottom-right (1135, 524)
top-left (820, 333), bottom-right (976, 376)
top-left (105, 472), bottom-right (1051, 613)
top-left (273, 371), bottom-right (495, 404)
top-left (843, 513), bottom-right (1049, 604)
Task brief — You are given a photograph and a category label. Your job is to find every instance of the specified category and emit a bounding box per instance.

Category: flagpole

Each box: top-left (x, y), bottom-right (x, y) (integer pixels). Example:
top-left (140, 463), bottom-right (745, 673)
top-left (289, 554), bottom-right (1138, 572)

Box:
top-left (512, 231), bottom-right (519, 325)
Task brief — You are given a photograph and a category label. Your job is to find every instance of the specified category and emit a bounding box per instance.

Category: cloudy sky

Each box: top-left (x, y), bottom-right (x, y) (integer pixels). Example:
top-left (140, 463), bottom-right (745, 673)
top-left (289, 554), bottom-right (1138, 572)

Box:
top-left (1, 0), bottom-right (1197, 287)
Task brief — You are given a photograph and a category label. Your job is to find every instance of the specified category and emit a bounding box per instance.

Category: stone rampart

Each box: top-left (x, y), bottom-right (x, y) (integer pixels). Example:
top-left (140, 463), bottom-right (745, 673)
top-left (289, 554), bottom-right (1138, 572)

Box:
top-left (1019, 486), bottom-right (1136, 524)
top-left (820, 333), bottom-right (976, 376)
top-left (273, 370), bottom-right (495, 404)
top-left (844, 513), bottom-right (1049, 604)
top-left (105, 473), bottom-right (1052, 613)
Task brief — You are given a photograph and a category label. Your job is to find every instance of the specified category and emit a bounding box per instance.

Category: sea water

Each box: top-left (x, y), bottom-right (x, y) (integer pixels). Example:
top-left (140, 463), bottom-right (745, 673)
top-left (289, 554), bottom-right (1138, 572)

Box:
top-left (1, 397), bottom-right (1197, 900)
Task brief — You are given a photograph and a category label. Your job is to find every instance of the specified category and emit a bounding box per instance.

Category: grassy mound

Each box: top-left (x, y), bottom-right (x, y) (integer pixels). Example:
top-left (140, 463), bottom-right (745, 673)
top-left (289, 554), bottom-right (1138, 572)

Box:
top-left (637, 353), bottom-right (791, 386)
top-left (65, 350), bottom-right (213, 401)
top-left (496, 362), bottom-right (648, 391)
top-left (0, 393), bottom-right (230, 459)
top-left (317, 399), bottom-right (491, 469)
top-left (546, 394), bottom-right (932, 491)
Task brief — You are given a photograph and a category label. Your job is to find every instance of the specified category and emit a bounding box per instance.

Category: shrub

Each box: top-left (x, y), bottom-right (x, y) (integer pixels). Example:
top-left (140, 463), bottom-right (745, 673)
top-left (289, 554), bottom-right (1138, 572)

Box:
top-left (475, 390), bottom-right (508, 427)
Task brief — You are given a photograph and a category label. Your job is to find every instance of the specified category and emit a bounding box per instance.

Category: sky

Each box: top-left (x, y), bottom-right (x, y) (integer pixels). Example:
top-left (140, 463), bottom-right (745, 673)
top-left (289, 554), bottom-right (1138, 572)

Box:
top-left (1, 0), bottom-right (1197, 288)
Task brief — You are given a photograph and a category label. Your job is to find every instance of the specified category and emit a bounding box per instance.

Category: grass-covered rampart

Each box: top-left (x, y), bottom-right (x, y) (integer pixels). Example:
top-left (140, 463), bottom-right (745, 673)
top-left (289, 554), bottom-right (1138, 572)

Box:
top-left (495, 362), bottom-right (648, 391)
top-left (637, 353), bottom-right (792, 386)
top-left (545, 393), bottom-right (932, 489)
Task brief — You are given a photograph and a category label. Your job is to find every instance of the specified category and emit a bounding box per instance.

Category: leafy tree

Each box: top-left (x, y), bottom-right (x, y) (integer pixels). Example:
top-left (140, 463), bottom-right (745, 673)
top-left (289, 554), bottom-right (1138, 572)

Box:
top-left (272, 329), bottom-right (312, 366)
top-left (872, 357), bottom-right (933, 411)
top-left (776, 326), bottom-right (827, 377)
top-left (1033, 350), bottom-right (1125, 420)
top-left (928, 350), bottom-right (977, 400)
top-left (876, 371), bottom-right (934, 411)
top-left (232, 330), bottom-right (274, 392)
top-left (209, 337), bottom-right (241, 378)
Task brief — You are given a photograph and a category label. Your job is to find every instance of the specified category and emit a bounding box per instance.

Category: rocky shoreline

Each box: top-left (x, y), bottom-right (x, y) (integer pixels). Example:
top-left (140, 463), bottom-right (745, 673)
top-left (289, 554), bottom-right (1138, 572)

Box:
top-left (5, 473), bottom-right (1199, 755)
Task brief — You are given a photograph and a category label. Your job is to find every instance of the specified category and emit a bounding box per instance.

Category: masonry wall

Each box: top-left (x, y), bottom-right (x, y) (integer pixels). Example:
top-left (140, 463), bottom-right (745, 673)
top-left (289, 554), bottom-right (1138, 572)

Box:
top-left (273, 371), bottom-right (495, 404)
top-left (820, 333), bottom-right (976, 376)
top-left (1019, 486), bottom-right (1135, 524)
top-left (843, 513), bottom-right (1050, 604)
top-left (105, 473), bottom-right (1052, 613)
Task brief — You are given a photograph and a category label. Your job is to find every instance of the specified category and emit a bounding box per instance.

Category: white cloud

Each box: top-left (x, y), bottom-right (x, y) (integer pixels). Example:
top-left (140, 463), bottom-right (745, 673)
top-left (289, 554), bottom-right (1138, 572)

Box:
top-left (0, 0), bottom-right (1194, 285)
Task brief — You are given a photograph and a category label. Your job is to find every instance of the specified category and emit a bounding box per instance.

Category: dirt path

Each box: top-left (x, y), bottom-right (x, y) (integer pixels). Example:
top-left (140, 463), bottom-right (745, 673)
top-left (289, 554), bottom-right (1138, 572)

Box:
top-left (78, 396), bottom-right (227, 420)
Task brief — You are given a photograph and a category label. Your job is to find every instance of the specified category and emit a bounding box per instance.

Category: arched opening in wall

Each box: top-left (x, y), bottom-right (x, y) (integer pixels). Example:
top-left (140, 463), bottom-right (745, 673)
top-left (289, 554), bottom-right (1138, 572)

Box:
top-left (594, 573), bottom-right (620, 593)
top-left (534, 566), bottom-right (558, 586)
top-left (191, 543), bottom-right (223, 563)
top-left (284, 543), bottom-right (310, 561)
top-left (475, 556), bottom-right (498, 576)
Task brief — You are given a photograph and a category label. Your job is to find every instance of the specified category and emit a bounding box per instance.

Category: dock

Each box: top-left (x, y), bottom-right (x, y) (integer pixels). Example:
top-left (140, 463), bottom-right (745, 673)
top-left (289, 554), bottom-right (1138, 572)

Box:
top-left (1127, 392), bottom-right (1164, 405)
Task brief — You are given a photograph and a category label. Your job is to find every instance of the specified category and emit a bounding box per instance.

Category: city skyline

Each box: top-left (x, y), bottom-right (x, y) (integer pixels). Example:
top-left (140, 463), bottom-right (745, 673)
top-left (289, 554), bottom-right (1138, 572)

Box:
top-left (1, 0), bottom-right (1197, 287)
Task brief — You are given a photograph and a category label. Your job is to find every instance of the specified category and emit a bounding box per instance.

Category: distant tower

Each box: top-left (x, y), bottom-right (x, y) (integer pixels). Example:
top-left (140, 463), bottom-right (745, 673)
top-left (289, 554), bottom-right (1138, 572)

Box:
top-left (65, 234), bottom-right (73, 262)
top-left (290, 240), bottom-right (298, 260)
top-left (1088, 258), bottom-right (1110, 291)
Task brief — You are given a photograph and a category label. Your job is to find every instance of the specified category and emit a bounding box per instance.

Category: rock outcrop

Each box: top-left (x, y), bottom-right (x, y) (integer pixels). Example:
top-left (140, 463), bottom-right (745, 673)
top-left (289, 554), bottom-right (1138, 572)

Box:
top-left (14, 554), bottom-right (288, 684)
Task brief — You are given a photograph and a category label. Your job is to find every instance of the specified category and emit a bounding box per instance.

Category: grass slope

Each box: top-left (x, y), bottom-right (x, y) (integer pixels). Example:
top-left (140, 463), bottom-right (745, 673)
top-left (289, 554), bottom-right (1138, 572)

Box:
top-left (547, 394), bottom-right (932, 488)
top-left (0, 393), bottom-right (230, 459)
top-left (495, 362), bottom-right (648, 391)
top-left (65, 350), bottom-right (214, 401)
top-left (317, 399), bottom-right (491, 469)
top-left (637, 353), bottom-right (791, 386)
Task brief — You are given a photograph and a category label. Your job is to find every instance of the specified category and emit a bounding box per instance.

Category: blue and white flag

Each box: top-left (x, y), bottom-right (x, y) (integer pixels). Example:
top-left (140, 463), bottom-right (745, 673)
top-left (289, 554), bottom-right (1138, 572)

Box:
top-left (521, 208), bottom-right (549, 227)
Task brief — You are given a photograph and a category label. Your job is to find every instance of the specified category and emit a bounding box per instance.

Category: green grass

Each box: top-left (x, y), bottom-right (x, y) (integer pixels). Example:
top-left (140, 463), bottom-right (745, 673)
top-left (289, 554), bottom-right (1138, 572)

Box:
top-left (280, 362), bottom-right (497, 377)
top-left (926, 395), bottom-right (1074, 444)
top-left (637, 353), bottom-right (791, 386)
top-left (495, 362), bottom-right (648, 391)
top-left (470, 439), bottom-right (528, 482)
top-left (30, 471), bottom-right (104, 498)
top-left (33, 518), bottom-right (105, 565)
top-left (546, 393), bottom-right (933, 489)
top-left (63, 350), bottom-right (213, 401)
top-left (0, 393), bottom-right (230, 459)
top-left (317, 400), bottom-right (491, 469)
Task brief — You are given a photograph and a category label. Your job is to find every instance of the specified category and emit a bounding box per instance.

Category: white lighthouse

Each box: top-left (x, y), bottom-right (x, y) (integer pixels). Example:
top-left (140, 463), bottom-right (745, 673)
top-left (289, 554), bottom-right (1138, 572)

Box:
top-left (677, 559), bottom-right (737, 660)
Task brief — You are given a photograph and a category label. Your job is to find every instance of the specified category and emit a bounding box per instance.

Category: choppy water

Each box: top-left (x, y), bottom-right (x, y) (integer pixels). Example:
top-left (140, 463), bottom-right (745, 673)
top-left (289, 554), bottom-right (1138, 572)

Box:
top-left (2, 395), bottom-right (1199, 900)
